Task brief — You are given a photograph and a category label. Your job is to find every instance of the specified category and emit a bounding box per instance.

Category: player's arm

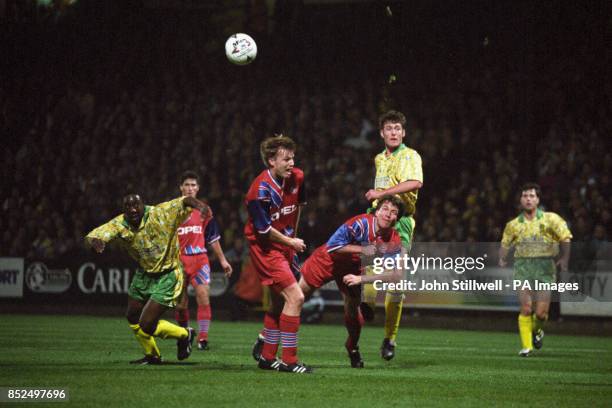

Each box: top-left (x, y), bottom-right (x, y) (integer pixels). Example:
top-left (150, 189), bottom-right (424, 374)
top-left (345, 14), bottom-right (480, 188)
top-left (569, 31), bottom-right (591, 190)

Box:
top-left (499, 223), bottom-right (514, 267)
top-left (335, 245), bottom-right (376, 256)
top-left (247, 198), bottom-right (305, 253)
top-left (346, 268), bottom-right (403, 285)
top-left (366, 180), bottom-right (422, 201)
top-left (84, 217), bottom-right (123, 253)
top-left (556, 240), bottom-right (571, 272)
top-left (204, 218), bottom-right (233, 277)
top-left (183, 196), bottom-right (210, 218)
top-left (551, 214), bottom-right (573, 272)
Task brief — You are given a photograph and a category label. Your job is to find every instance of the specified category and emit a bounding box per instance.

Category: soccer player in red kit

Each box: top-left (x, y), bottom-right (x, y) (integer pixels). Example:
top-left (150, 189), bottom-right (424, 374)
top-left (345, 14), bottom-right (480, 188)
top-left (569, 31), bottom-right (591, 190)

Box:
top-left (175, 171), bottom-right (233, 351)
top-left (244, 135), bottom-right (311, 373)
top-left (299, 196), bottom-right (403, 368)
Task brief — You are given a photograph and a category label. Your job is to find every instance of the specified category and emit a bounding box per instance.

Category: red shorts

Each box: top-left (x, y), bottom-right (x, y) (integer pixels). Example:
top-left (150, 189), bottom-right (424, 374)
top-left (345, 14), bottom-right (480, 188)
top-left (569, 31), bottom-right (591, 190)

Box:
top-left (248, 242), bottom-right (296, 293)
top-left (180, 254), bottom-right (211, 287)
top-left (301, 247), bottom-right (361, 298)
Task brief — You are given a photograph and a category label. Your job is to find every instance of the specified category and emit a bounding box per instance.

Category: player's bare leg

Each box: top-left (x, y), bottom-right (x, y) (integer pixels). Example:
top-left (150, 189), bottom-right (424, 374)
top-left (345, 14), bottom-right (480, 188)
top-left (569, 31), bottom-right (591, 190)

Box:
top-left (174, 284), bottom-right (190, 328)
top-left (518, 290), bottom-right (534, 356)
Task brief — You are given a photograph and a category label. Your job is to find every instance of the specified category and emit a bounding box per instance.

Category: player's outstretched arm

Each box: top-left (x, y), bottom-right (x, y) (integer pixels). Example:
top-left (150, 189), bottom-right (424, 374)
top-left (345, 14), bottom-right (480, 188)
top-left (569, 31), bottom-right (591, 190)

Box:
top-left (335, 244), bottom-right (376, 256)
top-left (84, 218), bottom-right (123, 254)
top-left (344, 267), bottom-right (402, 286)
top-left (365, 180), bottom-right (423, 201)
top-left (183, 196), bottom-right (211, 218)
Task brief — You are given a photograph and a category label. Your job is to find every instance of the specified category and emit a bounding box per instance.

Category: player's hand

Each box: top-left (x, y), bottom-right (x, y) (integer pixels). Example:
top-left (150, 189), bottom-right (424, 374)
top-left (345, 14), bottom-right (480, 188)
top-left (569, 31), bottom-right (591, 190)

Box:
top-left (498, 258), bottom-right (507, 268)
top-left (343, 274), bottom-right (362, 286)
top-left (220, 259), bottom-right (233, 277)
top-left (365, 189), bottom-right (382, 201)
top-left (361, 245), bottom-right (377, 257)
top-left (199, 203), bottom-right (212, 218)
top-left (90, 238), bottom-right (105, 253)
top-left (556, 258), bottom-right (569, 273)
top-left (290, 238), bottom-right (306, 253)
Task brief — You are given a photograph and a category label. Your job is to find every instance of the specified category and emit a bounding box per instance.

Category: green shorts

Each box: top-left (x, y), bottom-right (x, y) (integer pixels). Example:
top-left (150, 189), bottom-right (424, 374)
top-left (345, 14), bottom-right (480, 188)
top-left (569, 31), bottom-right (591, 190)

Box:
top-left (513, 258), bottom-right (556, 286)
top-left (128, 268), bottom-right (184, 308)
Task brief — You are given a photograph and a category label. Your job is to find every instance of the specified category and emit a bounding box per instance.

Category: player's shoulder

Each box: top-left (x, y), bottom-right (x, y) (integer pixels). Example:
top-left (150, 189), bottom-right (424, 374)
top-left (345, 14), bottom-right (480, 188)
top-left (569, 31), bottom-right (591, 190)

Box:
top-left (504, 216), bottom-right (521, 229)
top-left (291, 167), bottom-right (304, 179)
top-left (347, 213), bottom-right (370, 225)
top-left (401, 145), bottom-right (421, 159)
top-left (543, 211), bottom-right (567, 223)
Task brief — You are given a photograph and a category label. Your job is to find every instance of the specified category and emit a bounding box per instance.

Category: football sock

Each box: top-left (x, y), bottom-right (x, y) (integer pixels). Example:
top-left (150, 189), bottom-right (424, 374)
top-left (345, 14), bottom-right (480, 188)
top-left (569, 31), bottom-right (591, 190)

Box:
top-left (129, 323), bottom-right (161, 357)
top-left (518, 314), bottom-right (533, 349)
top-left (533, 313), bottom-right (547, 333)
top-left (344, 311), bottom-right (364, 351)
top-left (280, 313), bottom-right (300, 365)
top-left (174, 308), bottom-right (190, 328)
top-left (198, 304), bottom-right (212, 341)
top-left (384, 292), bottom-right (404, 342)
top-left (153, 319), bottom-right (189, 340)
top-left (362, 266), bottom-right (377, 308)
top-left (261, 313), bottom-right (280, 360)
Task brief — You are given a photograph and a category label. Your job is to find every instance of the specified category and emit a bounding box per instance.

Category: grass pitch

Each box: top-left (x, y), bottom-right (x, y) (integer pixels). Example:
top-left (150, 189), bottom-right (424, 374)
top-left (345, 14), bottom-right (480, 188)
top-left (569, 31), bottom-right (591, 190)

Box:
top-left (1, 314), bottom-right (611, 407)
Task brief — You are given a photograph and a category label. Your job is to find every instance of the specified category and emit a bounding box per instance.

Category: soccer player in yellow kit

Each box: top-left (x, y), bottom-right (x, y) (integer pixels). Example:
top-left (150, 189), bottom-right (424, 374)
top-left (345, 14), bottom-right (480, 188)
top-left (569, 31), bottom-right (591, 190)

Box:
top-left (364, 110), bottom-right (423, 360)
top-left (85, 194), bottom-right (209, 364)
top-left (499, 183), bottom-right (572, 357)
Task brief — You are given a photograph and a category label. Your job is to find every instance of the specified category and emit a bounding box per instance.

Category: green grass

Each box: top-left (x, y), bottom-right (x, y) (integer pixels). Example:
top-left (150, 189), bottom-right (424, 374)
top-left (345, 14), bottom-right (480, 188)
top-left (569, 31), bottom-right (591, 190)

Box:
top-left (0, 315), bottom-right (611, 407)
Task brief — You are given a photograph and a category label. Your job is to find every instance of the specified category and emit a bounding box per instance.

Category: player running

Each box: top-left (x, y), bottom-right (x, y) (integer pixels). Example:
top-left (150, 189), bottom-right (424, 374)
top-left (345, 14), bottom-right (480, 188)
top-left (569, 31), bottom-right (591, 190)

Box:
top-left (299, 196), bottom-right (404, 368)
top-left (244, 135), bottom-right (311, 373)
top-left (174, 171), bottom-right (232, 351)
top-left (85, 194), bottom-right (209, 364)
top-left (499, 183), bottom-right (572, 357)
top-left (364, 110), bottom-right (423, 360)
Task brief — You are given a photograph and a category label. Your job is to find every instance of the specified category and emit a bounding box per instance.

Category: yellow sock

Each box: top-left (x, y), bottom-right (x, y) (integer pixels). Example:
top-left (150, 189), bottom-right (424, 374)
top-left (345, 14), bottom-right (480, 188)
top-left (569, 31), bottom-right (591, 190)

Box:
top-left (153, 319), bottom-right (188, 340)
top-left (532, 313), bottom-right (547, 333)
top-left (518, 314), bottom-right (533, 349)
top-left (129, 323), bottom-right (161, 357)
top-left (384, 292), bottom-right (404, 342)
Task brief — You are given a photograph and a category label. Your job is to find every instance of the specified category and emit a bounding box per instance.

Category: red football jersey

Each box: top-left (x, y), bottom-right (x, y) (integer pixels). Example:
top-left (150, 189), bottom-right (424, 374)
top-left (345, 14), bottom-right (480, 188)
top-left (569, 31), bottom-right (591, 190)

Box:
top-left (177, 209), bottom-right (220, 256)
top-left (244, 168), bottom-right (305, 248)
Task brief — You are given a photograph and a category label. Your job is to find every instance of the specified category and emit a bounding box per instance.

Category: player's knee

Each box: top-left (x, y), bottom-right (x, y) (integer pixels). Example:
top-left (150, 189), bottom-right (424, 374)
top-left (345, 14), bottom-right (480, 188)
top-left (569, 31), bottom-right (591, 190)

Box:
top-left (125, 310), bottom-right (140, 325)
top-left (139, 318), bottom-right (157, 336)
top-left (535, 311), bottom-right (548, 321)
top-left (289, 291), bottom-right (305, 308)
top-left (520, 305), bottom-right (532, 316)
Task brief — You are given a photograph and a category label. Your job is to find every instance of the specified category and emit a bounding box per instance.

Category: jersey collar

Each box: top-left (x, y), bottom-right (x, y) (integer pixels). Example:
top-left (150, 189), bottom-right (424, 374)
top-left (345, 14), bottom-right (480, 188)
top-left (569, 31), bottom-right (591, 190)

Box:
top-left (518, 207), bottom-right (543, 223)
top-left (383, 143), bottom-right (407, 157)
top-left (267, 169), bottom-right (284, 189)
top-left (122, 206), bottom-right (151, 230)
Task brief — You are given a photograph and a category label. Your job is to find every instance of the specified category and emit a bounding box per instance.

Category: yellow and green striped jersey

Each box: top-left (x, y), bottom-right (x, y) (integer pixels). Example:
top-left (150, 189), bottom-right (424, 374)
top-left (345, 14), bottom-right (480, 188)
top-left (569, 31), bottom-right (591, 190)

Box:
top-left (85, 197), bottom-right (191, 273)
top-left (501, 209), bottom-right (572, 258)
top-left (373, 143), bottom-right (423, 215)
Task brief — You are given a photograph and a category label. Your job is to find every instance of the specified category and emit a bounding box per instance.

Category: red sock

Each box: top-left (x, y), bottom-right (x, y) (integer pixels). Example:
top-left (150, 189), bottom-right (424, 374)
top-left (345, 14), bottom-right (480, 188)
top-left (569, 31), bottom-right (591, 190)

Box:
top-left (175, 309), bottom-right (190, 328)
top-left (344, 311), bottom-right (364, 351)
top-left (261, 313), bottom-right (280, 360)
top-left (197, 304), bottom-right (211, 341)
top-left (280, 313), bottom-right (300, 364)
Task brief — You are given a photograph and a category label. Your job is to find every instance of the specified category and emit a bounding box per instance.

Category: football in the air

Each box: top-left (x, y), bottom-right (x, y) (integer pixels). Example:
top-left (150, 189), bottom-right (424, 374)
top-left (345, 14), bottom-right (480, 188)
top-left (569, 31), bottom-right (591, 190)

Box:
top-left (225, 33), bottom-right (257, 65)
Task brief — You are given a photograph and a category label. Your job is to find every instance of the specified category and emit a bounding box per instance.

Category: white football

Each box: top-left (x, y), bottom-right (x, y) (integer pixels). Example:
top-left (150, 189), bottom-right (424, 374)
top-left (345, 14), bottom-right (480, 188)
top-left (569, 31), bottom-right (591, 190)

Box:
top-left (225, 33), bottom-right (257, 65)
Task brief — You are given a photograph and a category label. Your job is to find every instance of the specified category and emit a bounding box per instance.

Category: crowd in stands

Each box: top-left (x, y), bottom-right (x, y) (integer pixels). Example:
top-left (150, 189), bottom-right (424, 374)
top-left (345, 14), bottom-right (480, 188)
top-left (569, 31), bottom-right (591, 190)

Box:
top-left (1, 1), bottom-right (610, 265)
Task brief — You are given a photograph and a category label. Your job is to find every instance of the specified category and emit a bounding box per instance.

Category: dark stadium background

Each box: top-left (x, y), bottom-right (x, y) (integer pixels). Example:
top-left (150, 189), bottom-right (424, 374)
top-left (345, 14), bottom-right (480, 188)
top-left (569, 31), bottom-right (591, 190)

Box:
top-left (1, 0), bottom-right (610, 332)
